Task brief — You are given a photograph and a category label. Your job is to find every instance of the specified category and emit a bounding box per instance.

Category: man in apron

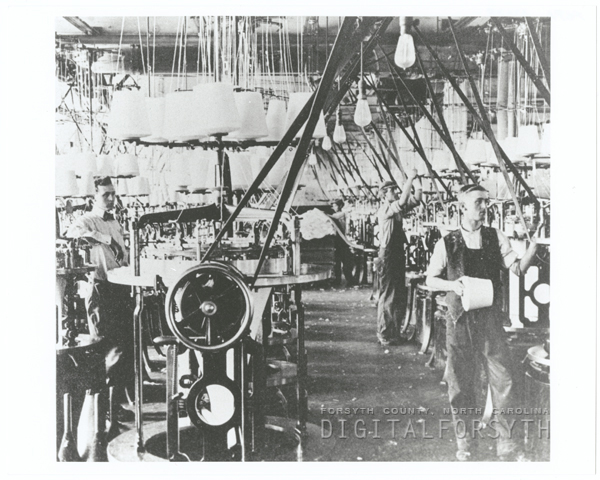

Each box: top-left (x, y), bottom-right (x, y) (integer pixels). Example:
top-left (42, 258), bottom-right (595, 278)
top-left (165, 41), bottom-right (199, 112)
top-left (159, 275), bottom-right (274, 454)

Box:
top-left (426, 184), bottom-right (539, 461)
top-left (376, 169), bottom-right (421, 346)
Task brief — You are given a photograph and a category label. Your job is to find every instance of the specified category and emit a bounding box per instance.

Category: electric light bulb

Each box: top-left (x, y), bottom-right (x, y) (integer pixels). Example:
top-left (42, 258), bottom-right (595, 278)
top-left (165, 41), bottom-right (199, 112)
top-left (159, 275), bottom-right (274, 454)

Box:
top-left (308, 153), bottom-right (318, 166)
top-left (333, 109), bottom-right (346, 144)
top-left (354, 97), bottom-right (372, 127)
top-left (395, 17), bottom-right (416, 69)
top-left (333, 122), bottom-right (346, 144)
top-left (322, 135), bottom-right (332, 151)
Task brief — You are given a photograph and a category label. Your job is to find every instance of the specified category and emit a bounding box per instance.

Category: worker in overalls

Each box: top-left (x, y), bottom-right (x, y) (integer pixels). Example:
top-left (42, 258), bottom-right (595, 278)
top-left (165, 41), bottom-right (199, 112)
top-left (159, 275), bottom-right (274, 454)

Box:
top-left (426, 184), bottom-right (539, 461)
top-left (376, 169), bottom-right (421, 346)
top-left (329, 198), bottom-right (355, 287)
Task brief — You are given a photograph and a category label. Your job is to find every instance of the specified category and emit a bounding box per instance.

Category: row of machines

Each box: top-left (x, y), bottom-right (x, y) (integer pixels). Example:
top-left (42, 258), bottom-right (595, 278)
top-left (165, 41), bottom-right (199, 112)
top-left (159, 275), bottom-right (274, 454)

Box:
top-left (56, 201), bottom-right (333, 461)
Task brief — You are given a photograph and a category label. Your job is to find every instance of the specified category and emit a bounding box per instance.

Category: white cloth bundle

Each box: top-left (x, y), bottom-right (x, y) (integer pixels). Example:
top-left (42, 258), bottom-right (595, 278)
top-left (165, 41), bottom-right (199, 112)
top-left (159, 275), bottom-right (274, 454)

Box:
top-left (461, 276), bottom-right (494, 311)
top-left (300, 208), bottom-right (337, 240)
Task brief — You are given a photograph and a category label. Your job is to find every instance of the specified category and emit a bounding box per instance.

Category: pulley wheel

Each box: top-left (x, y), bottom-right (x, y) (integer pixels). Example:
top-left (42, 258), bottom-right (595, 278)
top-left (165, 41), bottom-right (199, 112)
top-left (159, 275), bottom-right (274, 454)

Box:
top-left (164, 262), bottom-right (252, 352)
top-left (186, 377), bottom-right (241, 430)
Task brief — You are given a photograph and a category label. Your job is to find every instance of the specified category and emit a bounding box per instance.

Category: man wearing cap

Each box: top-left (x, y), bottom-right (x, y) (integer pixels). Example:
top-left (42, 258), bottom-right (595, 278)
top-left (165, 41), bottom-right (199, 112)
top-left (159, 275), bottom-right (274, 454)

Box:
top-left (329, 198), bottom-right (355, 286)
top-left (376, 168), bottom-right (421, 346)
top-left (426, 184), bottom-right (539, 461)
top-left (67, 176), bottom-right (133, 419)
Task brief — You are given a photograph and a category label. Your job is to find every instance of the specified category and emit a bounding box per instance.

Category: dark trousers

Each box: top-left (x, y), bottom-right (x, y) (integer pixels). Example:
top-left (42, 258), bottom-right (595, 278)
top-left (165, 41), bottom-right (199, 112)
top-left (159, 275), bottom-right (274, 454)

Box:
top-left (85, 279), bottom-right (134, 399)
top-left (376, 251), bottom-right (406, 342)
top-left (333, 237), bottom-right (355, 285)
top-left (445, 308), bottom-right (520, 456)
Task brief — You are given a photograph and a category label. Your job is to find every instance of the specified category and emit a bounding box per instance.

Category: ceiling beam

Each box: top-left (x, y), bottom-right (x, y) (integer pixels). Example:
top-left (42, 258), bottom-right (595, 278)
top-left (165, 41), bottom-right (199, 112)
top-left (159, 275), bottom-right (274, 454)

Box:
top-left (452, 17), bottom-right (478, 30)
top-left (63, 17), bottom-right (102, 36)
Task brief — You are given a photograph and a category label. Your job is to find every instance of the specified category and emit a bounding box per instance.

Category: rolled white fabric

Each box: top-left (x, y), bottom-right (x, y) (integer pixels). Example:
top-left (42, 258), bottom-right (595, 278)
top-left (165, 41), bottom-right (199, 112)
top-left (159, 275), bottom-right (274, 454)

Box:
top-left (461, 276), bottom-right (494, 312)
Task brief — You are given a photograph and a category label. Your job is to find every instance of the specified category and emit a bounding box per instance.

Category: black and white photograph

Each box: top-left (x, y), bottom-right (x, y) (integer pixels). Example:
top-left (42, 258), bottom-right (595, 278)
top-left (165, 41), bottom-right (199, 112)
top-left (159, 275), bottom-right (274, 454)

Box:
top-left (2, 3), bottom-right (597, 479)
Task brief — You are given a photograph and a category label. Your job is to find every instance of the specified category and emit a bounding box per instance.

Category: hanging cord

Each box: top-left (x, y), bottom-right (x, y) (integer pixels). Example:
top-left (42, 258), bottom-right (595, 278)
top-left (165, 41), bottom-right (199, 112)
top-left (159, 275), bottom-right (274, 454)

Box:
top-left (267, 17), bottom-right (277, 96)
top-left (137, 17), bottom-right (147, 77)
top-left (145, 17), bottom-right (151, 96)
top-left (169, 17), bottom-right (182, 93)
top-left (116, 17), bottom-right (125, 78)
top-left (152, 17), bottom-right (156, 96)
top-left (176, 17), bottom-right (185, 89)
top-left (285, 17), bottom-right (294, 93)
top-left (488, 27), bottom-right (494, 115)
top-left (183, 16), bottom-right (188, 90)
top-left (280, 17), bottom-right (289, 94)
top-left (296, 17), bottom-right (301, 88)
top-left (214, 17), bottom-right (219, 82)
top-left (199, 17), bottom-right (206, 80)
top-left (196, 17), bottom-right (201, 78)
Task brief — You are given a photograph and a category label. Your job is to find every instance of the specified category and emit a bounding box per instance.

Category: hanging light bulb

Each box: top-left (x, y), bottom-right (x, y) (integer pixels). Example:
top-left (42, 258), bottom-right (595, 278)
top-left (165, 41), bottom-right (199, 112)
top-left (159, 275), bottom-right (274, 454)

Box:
top-left (333, 108), bottom-right (346, 144)
top-left (354, 43), bottom-right (372, 127)
top-left (308, 146), bottom-right (318, 166)
top-left (354, 82), bottom-right (372, 128)
top-left (395, 17), bottom-right (416, 69)
top-left (322, 135), bottom-right (333, 151)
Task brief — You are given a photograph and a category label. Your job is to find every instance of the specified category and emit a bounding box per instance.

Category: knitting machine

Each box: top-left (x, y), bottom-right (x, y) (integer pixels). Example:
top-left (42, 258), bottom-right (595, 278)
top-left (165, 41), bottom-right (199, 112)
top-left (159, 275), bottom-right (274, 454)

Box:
top-left (105, 204), bottom-right (333, 461)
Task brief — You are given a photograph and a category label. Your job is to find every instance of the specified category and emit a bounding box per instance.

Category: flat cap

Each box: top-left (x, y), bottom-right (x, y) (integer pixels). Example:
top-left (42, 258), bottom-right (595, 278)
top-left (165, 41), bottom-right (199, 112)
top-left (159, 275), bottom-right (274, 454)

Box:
top-left (380, 180), bottom-right (398, 191)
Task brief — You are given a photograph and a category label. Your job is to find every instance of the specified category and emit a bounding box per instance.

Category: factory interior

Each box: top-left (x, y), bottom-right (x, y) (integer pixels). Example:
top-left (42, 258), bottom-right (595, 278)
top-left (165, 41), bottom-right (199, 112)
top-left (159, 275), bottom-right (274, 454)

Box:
top-left (4, 10), bottom-right (595, 476)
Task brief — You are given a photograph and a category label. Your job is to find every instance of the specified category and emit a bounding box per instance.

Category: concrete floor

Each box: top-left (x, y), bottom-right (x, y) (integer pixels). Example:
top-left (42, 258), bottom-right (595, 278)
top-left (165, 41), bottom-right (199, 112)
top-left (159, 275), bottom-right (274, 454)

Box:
top-left (109, 283), bottom-right (549, 462)
top-left (302, 284), bottom-right (550, 462)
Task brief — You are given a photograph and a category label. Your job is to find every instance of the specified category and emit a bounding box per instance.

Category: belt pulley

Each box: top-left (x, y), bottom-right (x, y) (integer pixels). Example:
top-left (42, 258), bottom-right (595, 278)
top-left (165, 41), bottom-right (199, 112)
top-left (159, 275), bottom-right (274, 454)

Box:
top-left (164, 261), bottom-right (253, 352)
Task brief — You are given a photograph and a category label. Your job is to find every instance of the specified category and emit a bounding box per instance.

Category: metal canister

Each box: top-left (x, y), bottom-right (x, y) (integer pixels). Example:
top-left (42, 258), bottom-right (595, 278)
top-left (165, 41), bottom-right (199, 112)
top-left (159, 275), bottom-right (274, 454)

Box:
top-left (523, 344), bottom-right (550, 459)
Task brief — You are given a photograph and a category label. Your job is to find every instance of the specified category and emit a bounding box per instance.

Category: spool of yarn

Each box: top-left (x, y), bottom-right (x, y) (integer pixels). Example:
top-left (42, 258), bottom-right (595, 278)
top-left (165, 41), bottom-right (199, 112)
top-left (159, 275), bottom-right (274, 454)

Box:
top-left (265, 99), bottom-right (287, 141)
top-left (168, 152), bottom-right (192, 189)
top-left (115, 178), bottom-right (129, 196)
top-left (56, 170), bottom-right (78, 197)
top-left (130, 176), bottom-right (151, 196)
top-left (226, 92), bottom-right (268, 140)
top-left (499, 136), bottom-right (518, 161)
top-left (162, 91), bottom-right (205, 142)
top-left (265, 148), bottom-right (294, 186)
top-left (464, 138), bottom-right (487, 165)
top-left (461, 276), bottom-right (494, 311)
top-left (285, 92), bottom-right (326, 139)
top-left (194, 83), bottom-right (241, 136)
top-left (484, 141), bottom-right (497, 165)
top-left (228, 152), bottom-right (255, 190)
top-left (74, 152), bottom-right (98, 177)
top-left (114, 154), bottom-right (139, 177)
top-left (517, 124), bottom-right (540, 156)
top-left (96, 155), bottom-right (115, 177)
top-left (187, 150), bottom-right (210, 192)
top-left (107, 90), bottom-right (151, 140)
top-left (142, 97), bottom-right (167, 143)
top-left (77, 172), bottom-right (96, 197)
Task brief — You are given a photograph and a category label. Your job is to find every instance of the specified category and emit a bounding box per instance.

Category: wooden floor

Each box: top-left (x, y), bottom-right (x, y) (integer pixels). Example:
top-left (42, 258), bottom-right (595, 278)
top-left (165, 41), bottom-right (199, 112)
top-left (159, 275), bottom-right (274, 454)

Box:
top-left (104, 284), bottom-right (550, 462)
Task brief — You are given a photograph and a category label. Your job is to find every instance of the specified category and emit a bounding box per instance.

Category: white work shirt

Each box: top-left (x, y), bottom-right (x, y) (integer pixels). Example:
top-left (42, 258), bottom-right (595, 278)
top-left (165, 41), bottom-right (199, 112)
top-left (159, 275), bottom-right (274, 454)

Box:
top-left (66, 206), bottom-right (129, 281)
top-left (426, 225), bottom-right (521, 278)
top-left (377, 196), bottom-right (418, 250)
